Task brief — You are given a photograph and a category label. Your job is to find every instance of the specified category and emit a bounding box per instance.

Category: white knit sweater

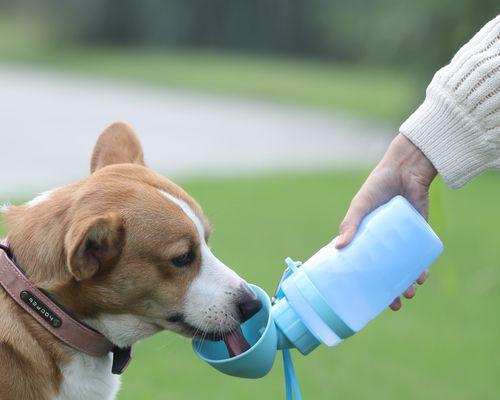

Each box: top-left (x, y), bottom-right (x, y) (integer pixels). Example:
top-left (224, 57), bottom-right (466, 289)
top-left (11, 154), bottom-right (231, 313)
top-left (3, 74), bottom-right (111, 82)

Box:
top-left (400, 15), bottom-right (500, 189)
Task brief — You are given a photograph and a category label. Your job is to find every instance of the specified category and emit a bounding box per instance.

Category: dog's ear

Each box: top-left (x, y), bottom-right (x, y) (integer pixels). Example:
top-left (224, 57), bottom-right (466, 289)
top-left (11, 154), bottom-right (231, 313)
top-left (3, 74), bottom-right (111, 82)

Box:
top-left (91, 121), bottom-right (145, 173)
top-left (65, 213), bottom-right (125, 281)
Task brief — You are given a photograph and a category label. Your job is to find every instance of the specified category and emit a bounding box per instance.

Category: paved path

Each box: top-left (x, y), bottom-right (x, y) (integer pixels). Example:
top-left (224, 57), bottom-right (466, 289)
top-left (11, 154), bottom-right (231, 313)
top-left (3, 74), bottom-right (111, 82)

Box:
top-left (0, 65), bottom-right (394, 197)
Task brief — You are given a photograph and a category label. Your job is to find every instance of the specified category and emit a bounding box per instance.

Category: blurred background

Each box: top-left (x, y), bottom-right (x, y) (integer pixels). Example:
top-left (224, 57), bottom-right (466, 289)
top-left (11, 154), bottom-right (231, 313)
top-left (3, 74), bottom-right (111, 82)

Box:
top-left (0, 1), bottom-right (499, 399)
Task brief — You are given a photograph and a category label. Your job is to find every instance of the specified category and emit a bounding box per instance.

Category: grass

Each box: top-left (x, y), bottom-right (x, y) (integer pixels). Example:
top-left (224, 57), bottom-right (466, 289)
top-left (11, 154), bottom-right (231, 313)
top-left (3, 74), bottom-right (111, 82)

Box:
top-left (0, 17), bottom-right (417, 121)
top-left (1, 170), bottom-right (499, 399)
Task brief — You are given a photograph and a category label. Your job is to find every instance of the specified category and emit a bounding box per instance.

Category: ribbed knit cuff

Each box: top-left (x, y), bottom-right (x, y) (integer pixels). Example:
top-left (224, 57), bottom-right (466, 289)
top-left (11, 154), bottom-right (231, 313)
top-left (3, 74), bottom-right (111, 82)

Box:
top-left (400, 87), bottom-right (494, 189)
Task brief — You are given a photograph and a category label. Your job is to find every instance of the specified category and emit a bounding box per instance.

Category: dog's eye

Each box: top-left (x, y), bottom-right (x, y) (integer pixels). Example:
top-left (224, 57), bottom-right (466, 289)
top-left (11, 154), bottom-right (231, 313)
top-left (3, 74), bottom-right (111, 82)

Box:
top-left (171, 250), bottom-right (195, 268)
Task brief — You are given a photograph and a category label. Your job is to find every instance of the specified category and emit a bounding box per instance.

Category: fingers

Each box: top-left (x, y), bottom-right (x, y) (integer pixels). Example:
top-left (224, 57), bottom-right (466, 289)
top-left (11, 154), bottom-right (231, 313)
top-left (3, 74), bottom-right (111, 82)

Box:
top-left (403, 284), bottom-right (416, 299)
top-left (335, 198), bottom-right (372, 249)
top-left (390, 272), bottom-right (429, 311)
top-left (416, 270), bottom-right (429, 285)
top-left (390, 297), bottom-right (401, 311)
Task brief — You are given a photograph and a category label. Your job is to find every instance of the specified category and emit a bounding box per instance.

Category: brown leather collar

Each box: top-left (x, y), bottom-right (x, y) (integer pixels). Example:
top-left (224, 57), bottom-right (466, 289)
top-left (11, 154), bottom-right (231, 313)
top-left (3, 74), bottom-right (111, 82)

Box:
top-left (0, 240), bottom-right (131, 374)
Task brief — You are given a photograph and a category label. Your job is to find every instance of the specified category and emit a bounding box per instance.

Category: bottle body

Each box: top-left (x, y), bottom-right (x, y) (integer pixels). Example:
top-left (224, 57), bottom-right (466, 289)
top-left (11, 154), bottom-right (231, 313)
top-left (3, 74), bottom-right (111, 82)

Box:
top-left (281, 196), bottom-right (443, 347)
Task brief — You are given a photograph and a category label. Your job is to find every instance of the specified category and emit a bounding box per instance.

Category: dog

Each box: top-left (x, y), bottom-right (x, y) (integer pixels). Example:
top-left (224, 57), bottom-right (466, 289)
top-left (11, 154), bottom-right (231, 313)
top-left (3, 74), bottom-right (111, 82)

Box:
top-left (0, 122), bottom-right (262, 400)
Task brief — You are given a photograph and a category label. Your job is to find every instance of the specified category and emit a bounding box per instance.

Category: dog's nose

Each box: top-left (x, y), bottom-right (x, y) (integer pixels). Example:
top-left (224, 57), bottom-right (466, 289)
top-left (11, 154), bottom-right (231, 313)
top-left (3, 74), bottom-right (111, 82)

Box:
top-left (237, 283), bottom-right (263, 323)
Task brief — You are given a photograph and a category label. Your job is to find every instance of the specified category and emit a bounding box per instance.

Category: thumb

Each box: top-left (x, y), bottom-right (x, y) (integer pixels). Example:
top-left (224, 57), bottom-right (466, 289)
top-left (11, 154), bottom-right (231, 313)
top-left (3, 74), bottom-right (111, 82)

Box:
top-left (335, 197), bottom-right (371, 249)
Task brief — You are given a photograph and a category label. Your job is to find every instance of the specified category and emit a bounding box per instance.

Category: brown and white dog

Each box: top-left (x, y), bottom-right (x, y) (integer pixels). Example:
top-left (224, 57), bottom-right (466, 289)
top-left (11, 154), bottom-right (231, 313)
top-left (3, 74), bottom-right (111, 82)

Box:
top-left (0, 122), bottom-right (261, 400)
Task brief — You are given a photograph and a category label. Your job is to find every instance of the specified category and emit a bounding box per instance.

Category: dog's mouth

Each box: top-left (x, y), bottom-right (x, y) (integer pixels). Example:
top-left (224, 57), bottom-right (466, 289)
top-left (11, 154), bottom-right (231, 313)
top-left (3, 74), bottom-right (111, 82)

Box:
top-left (180, 321), bottom-right (239, 341)
top-left (183, 321), bottom-right (251, 356)
top-left (187, 322), bottom-right (251, 356)
top-left (167, 314), bottom-right (250, 357)
top-left (164, 313), bottom-right (240, 341)
top-left (160, 312), bottom-right (252, 356)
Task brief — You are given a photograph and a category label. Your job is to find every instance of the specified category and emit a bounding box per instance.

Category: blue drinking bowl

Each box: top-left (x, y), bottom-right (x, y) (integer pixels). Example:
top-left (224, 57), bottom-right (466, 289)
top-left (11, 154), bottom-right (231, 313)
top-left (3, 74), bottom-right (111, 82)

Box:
top-left (192, 284), bottom-right (278, 379)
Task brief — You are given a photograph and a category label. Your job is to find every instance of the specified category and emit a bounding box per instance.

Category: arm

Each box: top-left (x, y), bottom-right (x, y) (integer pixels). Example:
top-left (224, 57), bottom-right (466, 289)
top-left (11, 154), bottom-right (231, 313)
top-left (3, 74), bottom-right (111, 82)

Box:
top-left (336, 15), bottom-right (500, 310)
top-left (401, 15), bottom-right (500, 188)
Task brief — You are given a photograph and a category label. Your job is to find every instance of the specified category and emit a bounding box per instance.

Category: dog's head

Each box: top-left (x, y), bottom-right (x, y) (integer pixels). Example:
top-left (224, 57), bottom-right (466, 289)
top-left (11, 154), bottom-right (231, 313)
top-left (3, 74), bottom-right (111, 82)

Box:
top-left (4, 122), bottom-right (261, 347)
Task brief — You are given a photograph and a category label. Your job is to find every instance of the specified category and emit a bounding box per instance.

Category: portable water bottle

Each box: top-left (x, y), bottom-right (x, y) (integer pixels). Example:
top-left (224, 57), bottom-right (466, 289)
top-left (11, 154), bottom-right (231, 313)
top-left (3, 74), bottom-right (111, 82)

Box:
top-left (273, 195), bottom-right (443, 352)
top-left (194, 196), bottom-right (444, 387)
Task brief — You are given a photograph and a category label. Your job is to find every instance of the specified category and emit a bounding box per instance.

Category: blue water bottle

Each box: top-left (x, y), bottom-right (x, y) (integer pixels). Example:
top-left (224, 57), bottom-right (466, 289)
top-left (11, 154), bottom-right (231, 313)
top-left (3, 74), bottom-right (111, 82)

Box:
top-left (194, 195), bottom-right (444, 394)
top-left (274, 195), bottom-right (444, 350)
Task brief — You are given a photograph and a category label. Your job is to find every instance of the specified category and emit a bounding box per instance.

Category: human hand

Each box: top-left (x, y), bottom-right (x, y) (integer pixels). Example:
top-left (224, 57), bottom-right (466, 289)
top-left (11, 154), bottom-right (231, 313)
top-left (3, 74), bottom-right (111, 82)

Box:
top-left (336, 133), bottom-right (437, 310)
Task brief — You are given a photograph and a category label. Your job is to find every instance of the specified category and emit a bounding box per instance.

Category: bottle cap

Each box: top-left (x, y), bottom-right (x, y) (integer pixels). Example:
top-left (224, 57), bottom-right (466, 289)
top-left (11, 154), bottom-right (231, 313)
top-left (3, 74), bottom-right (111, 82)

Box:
top-left (273, 296), bottom-right (320, 355)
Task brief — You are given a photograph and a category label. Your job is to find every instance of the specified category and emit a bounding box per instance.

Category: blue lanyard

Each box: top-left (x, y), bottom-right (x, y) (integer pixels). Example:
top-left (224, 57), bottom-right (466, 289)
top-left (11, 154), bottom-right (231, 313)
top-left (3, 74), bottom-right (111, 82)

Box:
top-left (275, 258), bottom-right (303, 400)
top-left (282, 348), bottom-right (302, 400)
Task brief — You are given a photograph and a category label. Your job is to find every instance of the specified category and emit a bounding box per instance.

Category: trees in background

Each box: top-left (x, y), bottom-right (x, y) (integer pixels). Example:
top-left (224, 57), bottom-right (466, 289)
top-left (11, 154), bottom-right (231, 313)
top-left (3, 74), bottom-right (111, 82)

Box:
top-left (1, 0), bottom-right (498, 75)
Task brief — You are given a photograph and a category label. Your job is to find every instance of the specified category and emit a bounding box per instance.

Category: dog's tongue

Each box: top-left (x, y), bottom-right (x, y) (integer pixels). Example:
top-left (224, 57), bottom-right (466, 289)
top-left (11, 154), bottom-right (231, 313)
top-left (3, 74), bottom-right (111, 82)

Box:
top-left (224, 326), bottom-right (251, 357)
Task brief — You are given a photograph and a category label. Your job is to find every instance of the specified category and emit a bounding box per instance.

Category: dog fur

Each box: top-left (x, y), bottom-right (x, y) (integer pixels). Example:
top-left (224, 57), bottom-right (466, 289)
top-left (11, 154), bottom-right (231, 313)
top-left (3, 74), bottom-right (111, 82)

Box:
top-left (0, 122), bottom-right (249, 399)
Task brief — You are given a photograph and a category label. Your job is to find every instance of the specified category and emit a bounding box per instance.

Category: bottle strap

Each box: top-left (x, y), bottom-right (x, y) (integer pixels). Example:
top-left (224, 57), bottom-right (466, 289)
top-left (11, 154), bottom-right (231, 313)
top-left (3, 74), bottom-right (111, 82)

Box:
top-left (282, 348), bottom-right (302, 400)
top-left (275, 258), bottom-right (303, 400)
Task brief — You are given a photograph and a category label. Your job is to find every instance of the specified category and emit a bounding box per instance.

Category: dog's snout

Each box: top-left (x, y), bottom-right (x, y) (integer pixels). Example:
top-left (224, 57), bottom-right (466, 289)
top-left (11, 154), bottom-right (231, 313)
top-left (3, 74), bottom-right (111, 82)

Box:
top-left (236, 283), bottom-right (262, 323)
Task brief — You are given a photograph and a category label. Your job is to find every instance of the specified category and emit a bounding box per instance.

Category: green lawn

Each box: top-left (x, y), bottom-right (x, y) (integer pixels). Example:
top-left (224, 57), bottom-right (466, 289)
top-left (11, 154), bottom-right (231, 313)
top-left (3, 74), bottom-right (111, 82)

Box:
top-left (1, 171), bottom-right (498, 399)
top-left (0, 17), bottom-right (417, 121)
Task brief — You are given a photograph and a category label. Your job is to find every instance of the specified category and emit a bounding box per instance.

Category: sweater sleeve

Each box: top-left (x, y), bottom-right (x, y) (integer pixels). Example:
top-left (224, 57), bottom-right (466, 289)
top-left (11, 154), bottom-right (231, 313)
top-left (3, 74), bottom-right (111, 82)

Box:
top-left (400, 15), bottom-right (500, 189)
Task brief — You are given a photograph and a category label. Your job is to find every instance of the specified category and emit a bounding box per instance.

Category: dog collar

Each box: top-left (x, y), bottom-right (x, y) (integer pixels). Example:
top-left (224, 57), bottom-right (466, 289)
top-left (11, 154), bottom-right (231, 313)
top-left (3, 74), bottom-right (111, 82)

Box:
top-left (0, 240), bottom-right (132, 375)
